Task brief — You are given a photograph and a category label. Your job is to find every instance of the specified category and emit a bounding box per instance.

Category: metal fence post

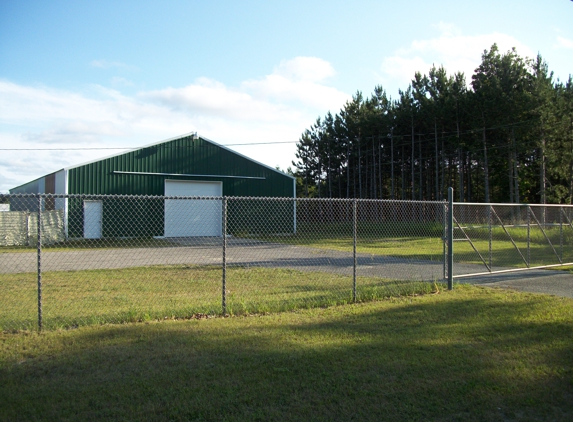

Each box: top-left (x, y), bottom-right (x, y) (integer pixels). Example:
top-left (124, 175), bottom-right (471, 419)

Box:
top-left (560, 206), bottom-right (563, 262)
top-left (222, 197), bottom-right (227, 315)
top-left (527, 205), bottom-right (531, 268)
top-left (353, 199), bottom-right (357, 303)
top-left (37, 195), bottom-right (43, 332)
top-left (443, 202), bottom-right (447, 280)
top-left (447, 187), bottom-right (454, 290)
top-left (488, 205), bottom-right (493, 271)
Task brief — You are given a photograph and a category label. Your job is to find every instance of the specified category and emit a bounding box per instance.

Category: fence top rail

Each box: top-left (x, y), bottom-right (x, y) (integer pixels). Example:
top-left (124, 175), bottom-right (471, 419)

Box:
top-left (454, 201), bottom-right (573, 208)
top-left (5, 193), bottom-right (573, 208)
top-left (1, 193), bottom-right (447, 205)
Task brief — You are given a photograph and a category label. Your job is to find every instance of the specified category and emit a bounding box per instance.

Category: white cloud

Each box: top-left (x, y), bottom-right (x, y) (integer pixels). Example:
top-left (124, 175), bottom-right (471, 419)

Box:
top-left (111, 76), bottom-right (134, 87)
top-left (0, 81), bottom-right (105, 123)
top-left (556, 36), bottom-right (573, 49)
top-left (381, 56), bottom-right (431, 82)
top-left (0, 81), bottom-right (180, 142)
top-left (380, 24), bottom-right (536, 89)
top-left (0, 57), bottom-right (350, 192)
top-left (144, 57), bottom-right (349, 119)
top-left (273, 57), bottom-right (336, 82)
top-left (142, 77), bottom-right (296, 122)
top-left (22, 121), bottom-right (125, 144)
top-left (242, 57), bottom-right (348, 111)
top-left (90, 60), bottom-right (135, 70)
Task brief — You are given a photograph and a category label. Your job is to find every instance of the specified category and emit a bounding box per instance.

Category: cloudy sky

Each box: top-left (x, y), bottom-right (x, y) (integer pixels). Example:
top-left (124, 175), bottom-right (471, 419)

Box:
top-left (1, 0), bottom-right (572, 193)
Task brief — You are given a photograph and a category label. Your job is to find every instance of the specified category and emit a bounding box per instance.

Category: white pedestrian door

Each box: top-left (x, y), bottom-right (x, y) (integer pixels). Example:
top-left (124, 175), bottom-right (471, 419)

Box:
top-left (164, 180), bottom-right (222, 237)
top-left (84, 200), bottom-right (103, 239)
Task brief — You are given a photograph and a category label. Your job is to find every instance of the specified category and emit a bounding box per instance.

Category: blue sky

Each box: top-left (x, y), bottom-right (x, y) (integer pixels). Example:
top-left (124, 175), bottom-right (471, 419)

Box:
top-left (1, 0), bottom-right (572, 192)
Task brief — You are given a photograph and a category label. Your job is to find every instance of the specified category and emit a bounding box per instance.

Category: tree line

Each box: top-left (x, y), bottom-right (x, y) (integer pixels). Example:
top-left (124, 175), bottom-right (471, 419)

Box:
top-left (292, 44), bottom-right (573, 204)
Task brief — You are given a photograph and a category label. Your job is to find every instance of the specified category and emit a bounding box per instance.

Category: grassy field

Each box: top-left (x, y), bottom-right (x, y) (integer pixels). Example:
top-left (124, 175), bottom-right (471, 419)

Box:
top-left (1, 285), bottom-right (572, 421)
top-left (0, 265), bottom-right (438, 331)
top-left (254, 221), bottom-right (573, 268)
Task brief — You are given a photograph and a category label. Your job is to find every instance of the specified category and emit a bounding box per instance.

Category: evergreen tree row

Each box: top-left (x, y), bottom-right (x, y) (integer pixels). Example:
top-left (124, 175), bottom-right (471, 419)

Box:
top-left (292, 44), bottom-right (573, 204)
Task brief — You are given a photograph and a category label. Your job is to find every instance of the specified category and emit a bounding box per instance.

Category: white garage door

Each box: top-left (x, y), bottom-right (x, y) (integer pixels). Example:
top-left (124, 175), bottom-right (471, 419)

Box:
top-left (164, 180), bottom-right (222, 237)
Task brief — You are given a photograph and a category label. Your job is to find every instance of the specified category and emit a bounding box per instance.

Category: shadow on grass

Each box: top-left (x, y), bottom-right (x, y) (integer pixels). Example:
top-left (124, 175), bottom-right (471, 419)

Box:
top-left (1, 289), bottom-right (572, 421)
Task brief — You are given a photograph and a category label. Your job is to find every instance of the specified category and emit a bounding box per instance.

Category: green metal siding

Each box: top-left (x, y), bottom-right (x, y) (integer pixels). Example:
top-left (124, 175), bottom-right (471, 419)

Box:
top-left (67, 136), bottom-right (293, 197)
top-left (65, 135), bottom-right (294, 238)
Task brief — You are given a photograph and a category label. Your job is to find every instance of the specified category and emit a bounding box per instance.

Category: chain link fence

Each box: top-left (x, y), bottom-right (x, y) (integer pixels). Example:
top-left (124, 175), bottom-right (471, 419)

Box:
top-left (1, 194), bottom-right (446, 331)
top-left (3, 193), bottom-right (572, 331)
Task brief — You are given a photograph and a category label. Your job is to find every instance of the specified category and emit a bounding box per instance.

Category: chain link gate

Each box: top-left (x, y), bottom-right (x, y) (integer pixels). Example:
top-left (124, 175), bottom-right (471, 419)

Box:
top-left (450, 198), bottom-right (573, 279)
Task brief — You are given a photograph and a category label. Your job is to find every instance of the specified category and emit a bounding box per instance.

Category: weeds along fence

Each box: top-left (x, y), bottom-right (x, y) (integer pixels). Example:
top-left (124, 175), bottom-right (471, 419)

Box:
top-left (0, 194), bottom-right (446, 331)
top-left (1, 193), bottom-right (572, 332)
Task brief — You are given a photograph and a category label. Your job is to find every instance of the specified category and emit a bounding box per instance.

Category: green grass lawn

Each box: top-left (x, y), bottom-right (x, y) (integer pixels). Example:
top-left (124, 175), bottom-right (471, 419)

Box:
top-left (1, 286), bottom-right (572, 421)
top-left (249, 221), bottom-right (446, 260)
top-left (253, 221), bottom-right (573, 268)
top-left (0, 265), bottom-right (437, 331)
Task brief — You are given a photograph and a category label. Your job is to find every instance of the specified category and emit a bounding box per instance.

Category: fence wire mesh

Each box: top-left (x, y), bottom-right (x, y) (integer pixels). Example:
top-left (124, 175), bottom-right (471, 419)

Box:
top-left (452, 203), bottom-right (573, 277)
top-left (1, 194), bottom-right (448, 331)
top-left (5, 194), bottom-right (571, 331)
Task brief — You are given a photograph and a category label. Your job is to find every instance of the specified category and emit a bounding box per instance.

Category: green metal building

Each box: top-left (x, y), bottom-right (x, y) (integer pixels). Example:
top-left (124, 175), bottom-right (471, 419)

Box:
top-left (10, 133), bottom-right (296, 239)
